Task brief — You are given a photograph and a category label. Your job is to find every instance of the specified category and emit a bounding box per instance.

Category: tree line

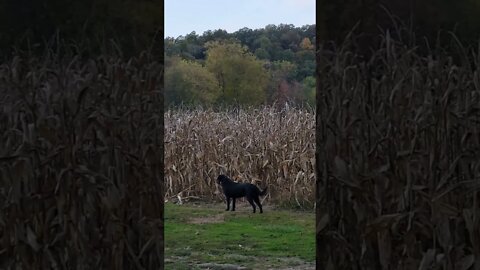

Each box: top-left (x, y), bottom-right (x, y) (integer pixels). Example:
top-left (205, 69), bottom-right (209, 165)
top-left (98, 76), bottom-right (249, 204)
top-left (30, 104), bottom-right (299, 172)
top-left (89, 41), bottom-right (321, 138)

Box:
top-left (164, 24), bottom-right (316, 107)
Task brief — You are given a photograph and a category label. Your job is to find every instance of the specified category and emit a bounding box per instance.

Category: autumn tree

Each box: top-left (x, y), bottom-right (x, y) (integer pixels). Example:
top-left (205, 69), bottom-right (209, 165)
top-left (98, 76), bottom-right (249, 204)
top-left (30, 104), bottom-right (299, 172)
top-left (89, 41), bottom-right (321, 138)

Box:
top-left (165, 56), bottom-right (221, 107)
top-left (265, 60), bottom-right (295, 102)
top-left (205, 41), bottom-right (269, 106)
top-left (273, 80), bottom-right (305, 105)
top-left (299, 37), bottom-right (314, 50)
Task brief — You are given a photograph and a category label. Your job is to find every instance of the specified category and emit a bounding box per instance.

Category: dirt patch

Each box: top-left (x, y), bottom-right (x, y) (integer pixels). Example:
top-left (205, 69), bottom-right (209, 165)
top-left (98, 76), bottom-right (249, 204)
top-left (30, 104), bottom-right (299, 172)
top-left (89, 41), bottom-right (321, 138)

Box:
top-left (265, 262), bottom-right (316, 270)
top-left (218, 255), bottom-right (314, 270)
top-left (166, 251), bottom-right (314, 270)
top-left (265, 257), bottom-right (315, 270)
top-left (188, 214), bottom-right (225, 224)
top-left (197, 263), bottom-right (248, 269)
top-left (271, 264), bottom-right (315, 270)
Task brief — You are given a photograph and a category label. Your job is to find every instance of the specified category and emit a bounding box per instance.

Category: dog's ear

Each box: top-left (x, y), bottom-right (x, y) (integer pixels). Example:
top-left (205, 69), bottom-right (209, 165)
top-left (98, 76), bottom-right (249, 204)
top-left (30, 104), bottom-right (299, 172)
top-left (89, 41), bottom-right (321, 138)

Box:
top-left (218, 175), bottom-right (227, 183)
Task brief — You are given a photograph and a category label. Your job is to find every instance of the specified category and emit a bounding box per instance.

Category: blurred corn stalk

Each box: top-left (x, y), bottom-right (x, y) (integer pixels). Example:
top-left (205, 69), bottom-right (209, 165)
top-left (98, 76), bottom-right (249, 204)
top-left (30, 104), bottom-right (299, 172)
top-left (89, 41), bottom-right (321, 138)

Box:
top-left (164, 105), bottom-right (315, 208)
top-left (317, 27), bottom-right (480, 269)
top-left (0, 51), bottom-right (164, 269)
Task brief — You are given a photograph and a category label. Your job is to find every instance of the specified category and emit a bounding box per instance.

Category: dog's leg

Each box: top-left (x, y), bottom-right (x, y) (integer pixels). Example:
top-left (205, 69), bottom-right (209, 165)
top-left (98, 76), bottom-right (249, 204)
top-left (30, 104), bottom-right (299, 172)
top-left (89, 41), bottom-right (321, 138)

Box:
top-left (226, 197), bottom-right (230, 211)
top-left (253, 197), bottom-right (263, 213)
top-left (247, 197), bottom-right (256, 213)
top-left (232, 198), bottom-right (236, 211)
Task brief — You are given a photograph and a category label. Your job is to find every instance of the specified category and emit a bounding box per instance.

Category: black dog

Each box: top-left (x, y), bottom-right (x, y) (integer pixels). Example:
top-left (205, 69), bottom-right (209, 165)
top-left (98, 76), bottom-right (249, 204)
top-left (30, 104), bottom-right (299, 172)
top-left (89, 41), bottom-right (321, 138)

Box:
top-left (217, 175), bottom-right (267, 213)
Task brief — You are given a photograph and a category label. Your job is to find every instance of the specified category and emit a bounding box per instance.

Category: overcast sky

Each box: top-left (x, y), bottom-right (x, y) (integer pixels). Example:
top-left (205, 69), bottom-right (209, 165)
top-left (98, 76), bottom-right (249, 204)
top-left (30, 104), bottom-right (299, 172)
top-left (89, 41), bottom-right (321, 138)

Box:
top-left (165, 0), bottom-right (315, 38)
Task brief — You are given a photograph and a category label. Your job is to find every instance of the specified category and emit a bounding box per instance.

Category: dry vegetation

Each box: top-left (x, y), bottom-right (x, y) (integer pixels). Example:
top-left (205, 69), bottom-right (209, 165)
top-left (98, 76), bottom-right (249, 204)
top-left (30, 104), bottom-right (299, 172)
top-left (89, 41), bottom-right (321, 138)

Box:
top-left (316, 29), bottom-right (480, 269)
top-left (164, 106), bottom-right (315, 208)
top-left (0, 51), bottom-right (164, 269)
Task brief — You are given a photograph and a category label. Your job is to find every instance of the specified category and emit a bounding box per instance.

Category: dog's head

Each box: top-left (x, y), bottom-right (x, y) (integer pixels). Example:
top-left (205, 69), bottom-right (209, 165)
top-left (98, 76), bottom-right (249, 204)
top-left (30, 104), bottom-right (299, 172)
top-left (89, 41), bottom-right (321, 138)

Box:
top-left (217, 175), bottom-right (228, 185)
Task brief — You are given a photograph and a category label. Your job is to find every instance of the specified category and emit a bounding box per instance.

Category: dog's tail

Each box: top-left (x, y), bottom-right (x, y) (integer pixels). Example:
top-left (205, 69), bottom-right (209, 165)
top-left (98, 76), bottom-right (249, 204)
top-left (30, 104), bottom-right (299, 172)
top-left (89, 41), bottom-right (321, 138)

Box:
top-left (259, 187), bottom-right (268, 196)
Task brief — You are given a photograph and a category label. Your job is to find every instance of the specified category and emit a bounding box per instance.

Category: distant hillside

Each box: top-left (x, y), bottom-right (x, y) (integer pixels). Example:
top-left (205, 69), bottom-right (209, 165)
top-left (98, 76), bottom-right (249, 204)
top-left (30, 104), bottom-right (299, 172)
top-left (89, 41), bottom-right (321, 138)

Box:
top-left (164, 24), bottom-right (316, 107)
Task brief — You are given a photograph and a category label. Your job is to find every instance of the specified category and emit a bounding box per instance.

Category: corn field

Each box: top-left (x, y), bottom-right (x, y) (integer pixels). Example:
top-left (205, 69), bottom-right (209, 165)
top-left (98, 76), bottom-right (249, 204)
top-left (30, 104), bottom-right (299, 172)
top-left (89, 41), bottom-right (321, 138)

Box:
top-left (165, 106), bottom-right (315, 208)
top-left (0, 51), bottom-right (164, 269)
top-left (316, 29), bottom-right (480, 269)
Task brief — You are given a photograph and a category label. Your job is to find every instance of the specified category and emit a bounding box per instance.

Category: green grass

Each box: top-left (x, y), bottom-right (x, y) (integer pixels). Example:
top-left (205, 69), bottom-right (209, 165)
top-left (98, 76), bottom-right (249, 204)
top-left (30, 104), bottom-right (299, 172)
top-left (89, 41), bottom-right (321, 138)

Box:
top-left (165, 202), bottom-right (315, 269)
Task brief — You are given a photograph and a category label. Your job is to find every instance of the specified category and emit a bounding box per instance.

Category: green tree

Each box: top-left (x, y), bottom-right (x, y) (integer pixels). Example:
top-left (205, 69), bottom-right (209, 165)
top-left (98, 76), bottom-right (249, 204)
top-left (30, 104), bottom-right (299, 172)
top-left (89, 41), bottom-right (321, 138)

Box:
top-left (277, 49), bottom-right (295, 62)
top-left (205, 41), bottom-right (269, 105)
top-left (165, 56), bottom-right (221, 107)
top-left (302, 76), bottom-right (316, 107)
top-left (270, 60), bottom-right (297, 81)
top-left (254, 48), bottom-right (270, 59)
top-left (253, 35), bottom-right (272, 51)
top-left (295, 50), bottom-right (315, 80)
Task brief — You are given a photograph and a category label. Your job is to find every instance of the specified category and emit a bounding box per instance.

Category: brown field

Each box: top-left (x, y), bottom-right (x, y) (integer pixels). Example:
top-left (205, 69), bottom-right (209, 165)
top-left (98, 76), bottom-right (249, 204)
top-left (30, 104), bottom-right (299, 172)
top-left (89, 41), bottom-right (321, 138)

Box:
top-left (0, 52), bottom-right (164, 269)
top-left (316, 29), bottom-right (480, 269)
top-left (164, 106), bottom-right (315, 208)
